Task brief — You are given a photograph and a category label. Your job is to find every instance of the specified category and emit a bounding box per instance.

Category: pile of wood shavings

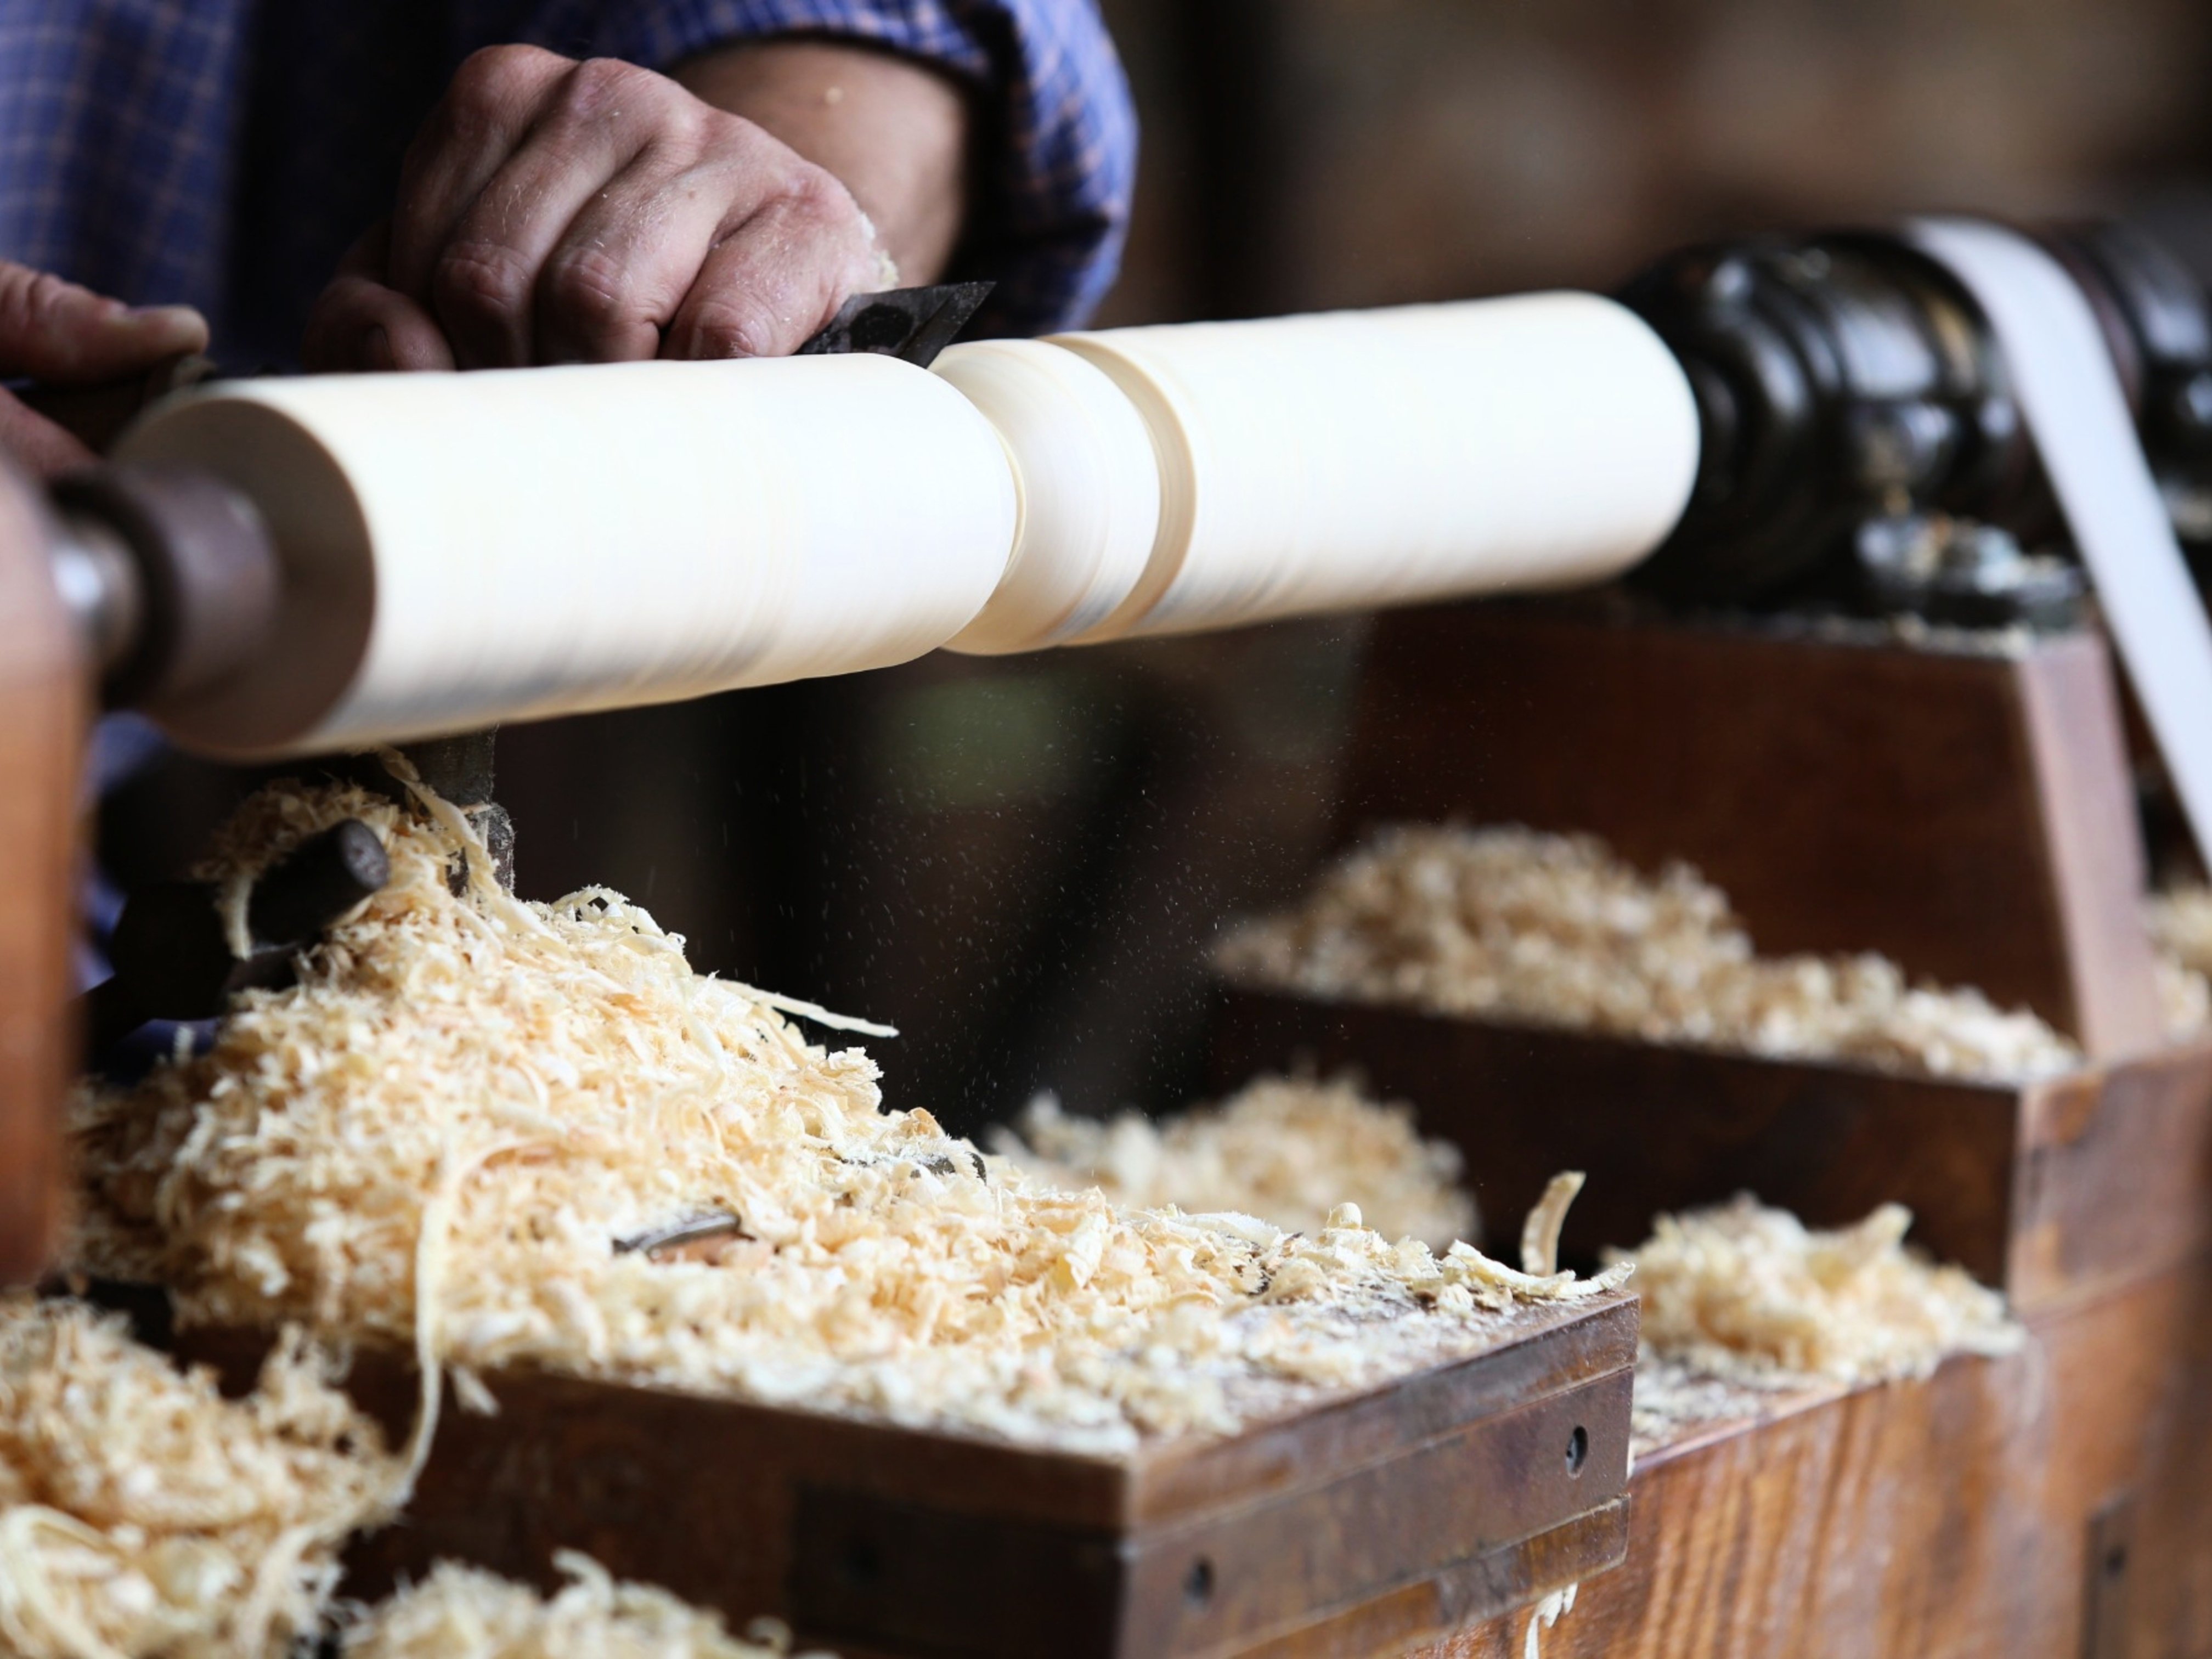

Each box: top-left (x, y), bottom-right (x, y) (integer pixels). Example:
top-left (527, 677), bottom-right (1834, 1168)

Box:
top-left (989, 1073), bottom-right (1478, 1250)
top-left (1610, 1196), bottom-right (2022, 1389)
top-left (71, 772), bottom-right (1624, 1455)
top-left (0, 1294), bottom-right (397, 1659)
top-left (340, 1554), bottom-right (823, 1659)
top-left (2150, 884), bottom-right (2212, 1035)
top-left (2152, 884), bottom-right (2212, 971)
top-left (1215, 824), bottom-right (2080, 1081)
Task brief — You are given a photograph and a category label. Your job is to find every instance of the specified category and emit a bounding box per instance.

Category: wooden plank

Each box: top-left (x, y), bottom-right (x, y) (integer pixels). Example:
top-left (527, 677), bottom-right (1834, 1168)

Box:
top-left (1214, 988), bottom-right (2212, 1314)
top-left (1112, 1369), bottom-right (1633, 1657)
top-left (1226, 1502), bottom-right (1630, 1659)
top-left (170, 1291), bottom-right (1636, 1657)
top-left (1419, 1253), bottom-right (2212, 1659)
top-left (1130, 1295), bottom-right (1635, 1525)
top-left (2014, 1045), bottom-right (2212, 1310)
top-left (1339, 600), bottom-right (2164, 1055)
top-left (1213, 989), bottom-right (2023, 1289)
top-left (789, 1369), bottom-right (1633, 1659)
top-left (2015, 641), bottom-right (2172, 1060)
top-left (0, 475), bottom-right (84, 1283)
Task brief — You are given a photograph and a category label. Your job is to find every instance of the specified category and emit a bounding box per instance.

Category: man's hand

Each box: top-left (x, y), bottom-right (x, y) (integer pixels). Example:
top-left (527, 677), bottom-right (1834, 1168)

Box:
top-left (304, 46), bottom-right (900, 373)
top-left (0, 262), bottom-right (207, 477)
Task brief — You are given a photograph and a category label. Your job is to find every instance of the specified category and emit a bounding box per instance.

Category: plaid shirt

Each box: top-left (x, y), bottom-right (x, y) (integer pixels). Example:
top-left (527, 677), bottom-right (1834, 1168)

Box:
top-left (0, 0), bottom-right (1135, 362)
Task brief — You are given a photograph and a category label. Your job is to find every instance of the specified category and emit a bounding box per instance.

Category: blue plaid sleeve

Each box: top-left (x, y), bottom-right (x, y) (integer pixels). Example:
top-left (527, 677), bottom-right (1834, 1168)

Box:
top-left (503, 0), bottom-right (1135, 336)
top-left (0, 1), bottom-right (255, 315)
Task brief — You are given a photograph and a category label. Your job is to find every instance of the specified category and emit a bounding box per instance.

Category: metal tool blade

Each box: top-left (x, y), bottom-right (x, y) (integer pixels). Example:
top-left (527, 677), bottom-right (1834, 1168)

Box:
top-left (796, 281), bottom-right (995, 368)
top-left (613, 1211), bottom-right (749, 1255)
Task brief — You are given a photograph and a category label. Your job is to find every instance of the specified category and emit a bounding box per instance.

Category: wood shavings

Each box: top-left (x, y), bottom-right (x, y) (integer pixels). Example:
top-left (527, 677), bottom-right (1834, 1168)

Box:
top-left (1215, 823), bottom-right (2081, 1082)
top-left (988, 1074), bottom-right (1479, 1250)
top-left (2152, 883), bottom-right (2212, 971)
top-left (1611, 1196), bottom-right (2023, 1389)
top-left (1522, 1582), bottom-right (1577, 1659)
top-left (71, 777), bottom-right (1619, 1457)
top-left (339, 1553), bottom-right (824, 1659)
top-left (2149, 883), bottom-right (2212, 1036)
top-left (719, 982), bottom-right (896, 1039)
top-left (1626, 1353), bottom-right (1837, 1463)
top-left (0, 1294), bottom-right (397, 1659)
top-left (1519, 1172), bottom-right (1583, 1278)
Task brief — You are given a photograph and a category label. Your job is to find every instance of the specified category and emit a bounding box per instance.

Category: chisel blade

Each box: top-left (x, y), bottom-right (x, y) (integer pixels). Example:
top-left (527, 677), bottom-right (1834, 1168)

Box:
top-left (796, 281), bottom-right (995, 368)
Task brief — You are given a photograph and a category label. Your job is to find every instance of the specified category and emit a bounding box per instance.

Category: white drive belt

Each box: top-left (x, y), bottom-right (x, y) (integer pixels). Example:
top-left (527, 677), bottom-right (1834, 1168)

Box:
top-left (1910, 216), bottom-right (2212, 864)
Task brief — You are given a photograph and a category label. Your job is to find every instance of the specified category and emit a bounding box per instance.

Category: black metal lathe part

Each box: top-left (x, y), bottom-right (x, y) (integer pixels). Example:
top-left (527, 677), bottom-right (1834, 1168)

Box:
top-left (1617, 232), bottom-right (2030, 606)
top-left (795, 281), bottom-right (995, 367)
top-left (247, 819), bottom-right (390, 946)
top-left (85, 817), bottom-right (391, 1059)
top-left (1618, 219), bottom-right (2212, 608)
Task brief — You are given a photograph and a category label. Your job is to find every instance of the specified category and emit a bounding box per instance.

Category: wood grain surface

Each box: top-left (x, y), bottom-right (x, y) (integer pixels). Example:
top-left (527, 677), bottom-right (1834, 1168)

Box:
top-left (0, 469), bottom-right (84, 1282)
top-left (1338, 599), bottom-right (2165, 1057)
top-left (177, 1292), bottom-right (1638, 1658)
top-left (1213, 989), bottom-right (2212, 1316)
top-left (1421, 1254), bottom-right (2212, 1659)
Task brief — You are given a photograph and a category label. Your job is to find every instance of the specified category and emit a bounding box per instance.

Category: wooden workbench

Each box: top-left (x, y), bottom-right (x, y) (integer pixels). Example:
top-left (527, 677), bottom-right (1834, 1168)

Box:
top-left (1432, 1254), bottom-right (2212, 1658)
top-left (1212, 992), bottom-right (2212, 1655)
top-left (1213, 989), bottom-right (2212, 1317)
top-left (172, 1289), bottom-right (1639, 1658)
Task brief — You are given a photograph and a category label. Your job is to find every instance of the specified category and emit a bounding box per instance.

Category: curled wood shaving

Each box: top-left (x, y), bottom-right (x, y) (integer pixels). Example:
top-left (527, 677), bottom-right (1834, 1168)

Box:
top-left (72, 778), bottom-right (1618, 1457)
top-left (340, 1553), bottom-right (825, 1659)
top-left (1519, 1172), bottom-right (1584, 1279)
top-left (0, 1295), bottom-right (397, 1659)
top-left (989, 1074), bottom-right (1479, 1250)
top-left (1522, 1582), bottom-right (1577, 1659)
top-left (1612, 1196), bottom-right (2022, 1387)
top-left (1215, 824), bottom-right (2080, 1082)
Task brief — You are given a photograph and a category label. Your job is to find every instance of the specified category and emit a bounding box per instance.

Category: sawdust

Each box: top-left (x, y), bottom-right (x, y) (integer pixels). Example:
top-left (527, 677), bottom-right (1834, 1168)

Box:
top-left (1626, 1353), bottom-right (1836, 1463)
top-left (0, 1294), bottom-right (396, 1659)
top-left (1611, 1196), bottom-right (2022, 1389)
top-left (70, 770), bottom-right (1626, 1458)
top-left (1215, 823), bottom-right (2081, 1082)
top-left (989, 1073), bottom-right (1478, 1250)
top-left (2150, 884), bottom-right (2212, 1036)
top-left (2153, 884), bottom-right (2212, 973)
top-left (339, 1554), bottom-right (823, 1659)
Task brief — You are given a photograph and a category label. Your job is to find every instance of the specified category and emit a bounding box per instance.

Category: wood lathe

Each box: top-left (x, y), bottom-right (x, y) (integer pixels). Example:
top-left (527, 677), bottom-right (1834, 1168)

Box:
top-left (9, 214), bottom-right (2212, 1656)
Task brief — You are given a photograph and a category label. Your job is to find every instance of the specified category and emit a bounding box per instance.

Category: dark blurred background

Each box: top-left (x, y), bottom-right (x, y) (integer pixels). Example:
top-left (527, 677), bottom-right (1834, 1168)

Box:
top-left (107, 0), bottom-right (2212, 1137)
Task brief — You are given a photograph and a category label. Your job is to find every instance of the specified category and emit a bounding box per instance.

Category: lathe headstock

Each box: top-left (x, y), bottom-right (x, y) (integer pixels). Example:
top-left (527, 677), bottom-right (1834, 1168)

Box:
top-left (1622, 220), bottom-right (2212, 620)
